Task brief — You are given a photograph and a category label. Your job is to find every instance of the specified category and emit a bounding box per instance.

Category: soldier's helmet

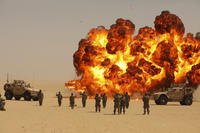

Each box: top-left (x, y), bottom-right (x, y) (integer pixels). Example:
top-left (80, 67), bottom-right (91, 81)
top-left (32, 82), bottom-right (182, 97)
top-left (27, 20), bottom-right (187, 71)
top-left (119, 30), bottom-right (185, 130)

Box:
top-left (71, 93), bottom-right (73, 96)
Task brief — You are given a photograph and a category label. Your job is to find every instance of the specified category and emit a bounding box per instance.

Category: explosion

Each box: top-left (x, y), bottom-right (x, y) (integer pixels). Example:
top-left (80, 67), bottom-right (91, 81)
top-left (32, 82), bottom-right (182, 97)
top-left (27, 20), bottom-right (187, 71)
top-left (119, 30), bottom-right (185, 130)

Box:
top-left (66, 11), bottom-right (200, 96)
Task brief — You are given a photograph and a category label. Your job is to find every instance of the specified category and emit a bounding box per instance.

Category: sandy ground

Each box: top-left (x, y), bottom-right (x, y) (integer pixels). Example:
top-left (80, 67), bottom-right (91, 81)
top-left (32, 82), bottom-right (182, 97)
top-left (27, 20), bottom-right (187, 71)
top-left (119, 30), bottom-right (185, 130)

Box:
top-left (0, 88), bottom-right (200, 133)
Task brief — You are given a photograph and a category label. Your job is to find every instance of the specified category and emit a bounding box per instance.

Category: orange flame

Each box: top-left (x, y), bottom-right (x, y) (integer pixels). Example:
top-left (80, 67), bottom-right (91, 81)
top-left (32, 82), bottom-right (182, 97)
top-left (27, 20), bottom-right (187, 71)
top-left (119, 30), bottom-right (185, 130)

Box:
top-left (67, 11), bottom-right (200, 96)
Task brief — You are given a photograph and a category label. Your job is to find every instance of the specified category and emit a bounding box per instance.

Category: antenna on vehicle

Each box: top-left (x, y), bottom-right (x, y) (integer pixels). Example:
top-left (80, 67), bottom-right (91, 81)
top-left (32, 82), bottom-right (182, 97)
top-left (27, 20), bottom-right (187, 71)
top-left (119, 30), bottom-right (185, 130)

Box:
top-left (6, 73), bottom-right (9, 83)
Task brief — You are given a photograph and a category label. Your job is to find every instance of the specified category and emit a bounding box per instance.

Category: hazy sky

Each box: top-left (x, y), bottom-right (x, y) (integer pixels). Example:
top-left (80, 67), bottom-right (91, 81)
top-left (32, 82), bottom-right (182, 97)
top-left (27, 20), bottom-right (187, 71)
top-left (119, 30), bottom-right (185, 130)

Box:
top-left (0, 0), bottom-right (199, 84)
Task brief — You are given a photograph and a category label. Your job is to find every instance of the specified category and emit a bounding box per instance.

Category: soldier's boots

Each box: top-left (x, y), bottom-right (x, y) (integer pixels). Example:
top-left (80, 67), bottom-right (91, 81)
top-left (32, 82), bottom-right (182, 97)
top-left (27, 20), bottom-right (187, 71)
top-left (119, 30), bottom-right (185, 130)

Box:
top-left (58, 101), bottom-right (62, 106)
top-left (103, 102), bottom-right (106, 108)
top-left (82, 101), bottom-right (86, 107)
top-left (143, 108), bottom-right (150, 115)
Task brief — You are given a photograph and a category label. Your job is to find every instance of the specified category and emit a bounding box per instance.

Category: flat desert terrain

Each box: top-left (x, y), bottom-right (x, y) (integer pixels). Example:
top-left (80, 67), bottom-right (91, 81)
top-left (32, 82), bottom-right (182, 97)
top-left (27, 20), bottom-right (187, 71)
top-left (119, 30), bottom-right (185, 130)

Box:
top-left (1, 87), bottom-right (200, 133)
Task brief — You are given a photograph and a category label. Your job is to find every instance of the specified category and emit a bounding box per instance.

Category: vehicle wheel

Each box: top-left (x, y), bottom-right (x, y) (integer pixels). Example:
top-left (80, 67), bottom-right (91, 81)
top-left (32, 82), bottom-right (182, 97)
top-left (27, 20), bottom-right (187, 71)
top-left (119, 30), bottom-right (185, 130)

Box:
top-left (158, 95), bottom-right (168, 105)
top-left (32, 97), bottom-right (39, 101)
top-left (180, 101), bottom-right (185, 105)
top-left (184, 96), bottom-right (192, 106)
top-left (24, 92), bottom-right (31, 101)
top-left (5, 91), bottom-right (13, 100)
top-left (15, 96), bottom-right (21, 100)
top-left (155, 100), bottom-right (160, 105)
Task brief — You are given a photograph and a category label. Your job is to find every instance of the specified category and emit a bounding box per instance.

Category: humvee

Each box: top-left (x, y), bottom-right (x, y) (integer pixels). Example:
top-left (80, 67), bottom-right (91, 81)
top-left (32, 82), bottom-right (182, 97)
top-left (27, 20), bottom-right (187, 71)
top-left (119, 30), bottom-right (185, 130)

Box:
top-left (4, 80), bottom-right (40, 101)
top-left (153, 83), bottom-right (195, 106)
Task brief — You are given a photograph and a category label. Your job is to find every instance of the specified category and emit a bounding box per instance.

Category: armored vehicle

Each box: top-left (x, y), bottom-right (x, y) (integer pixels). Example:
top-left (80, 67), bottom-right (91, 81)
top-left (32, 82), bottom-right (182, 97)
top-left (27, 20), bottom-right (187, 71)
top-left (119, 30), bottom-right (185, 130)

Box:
top-left (153, 83), bottom-right (196, 106)
top-left (4, 80), bottom-right (40, 101)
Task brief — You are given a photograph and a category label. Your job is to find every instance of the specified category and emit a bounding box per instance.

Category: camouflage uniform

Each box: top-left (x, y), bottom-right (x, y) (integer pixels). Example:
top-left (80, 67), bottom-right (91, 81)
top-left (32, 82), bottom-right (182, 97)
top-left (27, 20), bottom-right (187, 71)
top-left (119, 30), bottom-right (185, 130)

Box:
top-left (113, 93), bottom-right (120, 115)
top-left (69, 93), bottom-right (75, 109)
top-left (81, 92), bottom-right (87, 108)
top-left (56, 91), bottom-right (63, 107)
top-left (124, 92), bottom-right (130, 109)
top-left (0, 94), bottom-right (6, 111)
top-left (120, 95), bottom-right (126, 114)
top-left (101, 93), bottom-right (107, 108)
top-left (38, 90), bottom-right (44, 106)
top-left (95, 94), bottom-right (101, 112)
top-left (142, 93), bottom-right (150, 115)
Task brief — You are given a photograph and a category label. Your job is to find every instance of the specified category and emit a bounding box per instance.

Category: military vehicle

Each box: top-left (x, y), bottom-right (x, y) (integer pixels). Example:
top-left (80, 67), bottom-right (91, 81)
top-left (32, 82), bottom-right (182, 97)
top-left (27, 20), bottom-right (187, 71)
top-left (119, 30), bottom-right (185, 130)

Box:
top-left (4, 80), bottom-right (40, 101)
top-left (153, 83), bottom-right (196, 106)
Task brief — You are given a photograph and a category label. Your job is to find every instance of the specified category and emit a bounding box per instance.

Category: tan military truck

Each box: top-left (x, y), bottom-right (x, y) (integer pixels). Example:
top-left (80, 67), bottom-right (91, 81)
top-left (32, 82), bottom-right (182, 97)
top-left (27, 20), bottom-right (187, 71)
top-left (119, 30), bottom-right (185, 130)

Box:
top-left (153, 83), bottom-right (196, 106)
top-left (4, 80), bottom-right (40, 101)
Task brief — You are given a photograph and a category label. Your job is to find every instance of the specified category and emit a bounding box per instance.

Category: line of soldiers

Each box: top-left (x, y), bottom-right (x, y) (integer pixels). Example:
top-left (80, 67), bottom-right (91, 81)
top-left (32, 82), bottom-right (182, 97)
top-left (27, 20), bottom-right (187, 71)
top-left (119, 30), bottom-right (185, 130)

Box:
top-left (54, 91), bottom-right (150, 115)
top-left (113, 92), bottom-right (130, 115)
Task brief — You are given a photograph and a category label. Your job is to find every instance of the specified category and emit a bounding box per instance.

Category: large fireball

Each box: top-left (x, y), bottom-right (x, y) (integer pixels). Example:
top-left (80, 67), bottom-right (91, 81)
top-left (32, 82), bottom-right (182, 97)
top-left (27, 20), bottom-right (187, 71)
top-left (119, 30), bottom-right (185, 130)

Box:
top-left (66, 11), bottom-right (200, 96)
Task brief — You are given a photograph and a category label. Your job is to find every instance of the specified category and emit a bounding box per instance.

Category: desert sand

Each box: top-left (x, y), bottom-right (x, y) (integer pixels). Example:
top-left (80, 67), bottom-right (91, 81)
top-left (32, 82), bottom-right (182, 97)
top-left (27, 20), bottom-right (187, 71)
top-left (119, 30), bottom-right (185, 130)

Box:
top-left (1, 86), bottom-right (200, 133)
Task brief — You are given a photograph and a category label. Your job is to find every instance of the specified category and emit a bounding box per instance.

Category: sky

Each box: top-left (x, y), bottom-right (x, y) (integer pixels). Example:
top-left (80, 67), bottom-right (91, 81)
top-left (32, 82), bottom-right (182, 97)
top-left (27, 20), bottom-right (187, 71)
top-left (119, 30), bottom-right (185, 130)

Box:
top-left (0, 0), bottom-right (199, 86)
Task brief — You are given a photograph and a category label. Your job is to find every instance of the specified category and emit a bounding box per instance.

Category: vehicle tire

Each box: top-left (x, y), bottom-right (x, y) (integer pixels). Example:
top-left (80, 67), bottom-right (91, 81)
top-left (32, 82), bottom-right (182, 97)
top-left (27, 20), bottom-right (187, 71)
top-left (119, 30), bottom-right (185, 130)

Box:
top-left (5, 90), bottom-right (13, 100)
top-left (158, 95), bottom-right (168, 105)
top-left (15, 96), bottom-right (21, 100)
top-left (32, 97), bottom-right (39, 101)
top-left (180, 101), bottom-right (185, 105)
top-left (155, 100), bottom-right (160, 105)
top-left (184, 96), bottom-right (192, 106)
top-left (24, 92), bottom-right (31, 101)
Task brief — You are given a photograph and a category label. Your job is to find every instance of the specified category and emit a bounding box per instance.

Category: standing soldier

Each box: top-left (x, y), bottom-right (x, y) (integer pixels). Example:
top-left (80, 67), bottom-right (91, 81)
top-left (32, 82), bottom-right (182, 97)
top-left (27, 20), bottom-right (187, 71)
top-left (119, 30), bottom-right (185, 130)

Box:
top-left (195, 32), bottom-right (200, 40)
top-left (81, 91), bottom-right (87, 107)
top-left (38, 90), bottom-right (44, 106)
top-left (142, 92), bottom-right (150, 115)
top-left (95, 93), bottom-right (101, 112)
top-left (125, 92), bottom-right (130, 109)
top-left (56, 91), bottom-right (63, 107)
top-left (101, 93), bottom-right (107, 108)
top-left (113, 93), bottom-right (120, 115)
top-left (69, 93), bottom-right (75, 109)
top-left (0, 94), bottom-right (6, 111)
top-left (120, 94), bottom-right (126, 114)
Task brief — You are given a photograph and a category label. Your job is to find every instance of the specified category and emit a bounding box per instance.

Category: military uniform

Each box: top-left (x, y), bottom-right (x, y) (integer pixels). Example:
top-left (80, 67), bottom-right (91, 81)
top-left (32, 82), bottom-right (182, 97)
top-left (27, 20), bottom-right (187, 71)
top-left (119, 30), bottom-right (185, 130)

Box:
top-left (125, 92), bottom-right (130, 109)
top-left (195, 32), bottom-right (200, 40)
top-left (120, 95), bottom-right (126, 114)
top-left (113, 93), bottom-right (120, 115)
top-left (142, 93), bottom-right (150, 115)
top-left (95, 94), bottom-right (101, 112)
top-left (101, 93), bottom-right (107, 108)
top-left (81, 92), bottom-right (87, 108)
top-left (69, 93), bottom-right (75, 109)
top-left (0, 94), bottom-right (6, 111)
top-left (38, 90), bottom-right (44, 106)
top-left (56, 92), bottom-right (63, 107)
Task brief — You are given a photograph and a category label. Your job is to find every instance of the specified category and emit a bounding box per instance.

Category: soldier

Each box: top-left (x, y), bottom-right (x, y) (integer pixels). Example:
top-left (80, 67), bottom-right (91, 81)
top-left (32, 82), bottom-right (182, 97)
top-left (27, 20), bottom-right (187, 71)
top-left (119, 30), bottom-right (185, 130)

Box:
top-left (113, 93), bottom-right (120, 115)
top-left (81, 91), bottom-right (87, 107)
top-left (101, 93), bottom-right (107, 108)
top-left (124, 92), bottom-right (130, 109)
top-left (95, 93), bottom-right (101, 112)
top-left (38, 90), bottom-right (44, 106)
top-left (56, 91), bottom-right (63, 107)
top-left (120, 94), bottom-right (126, 114)
top-left (69, 93), bottom-right (75, 109)
top-left (0, 94), bottom-right (6, 111)
top-left (195, 32), bottom-right (200, 40)
top-left (142, 92), bottom-right (150, 115)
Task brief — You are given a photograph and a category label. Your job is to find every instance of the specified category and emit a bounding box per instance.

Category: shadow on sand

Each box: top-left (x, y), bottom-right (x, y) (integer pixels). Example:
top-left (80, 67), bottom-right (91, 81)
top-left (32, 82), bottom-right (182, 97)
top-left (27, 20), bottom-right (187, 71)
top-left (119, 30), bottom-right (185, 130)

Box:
top-left (150, 103), bottom-right (181, 106)
top-left (103, 113), bottom-right (115, 115)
